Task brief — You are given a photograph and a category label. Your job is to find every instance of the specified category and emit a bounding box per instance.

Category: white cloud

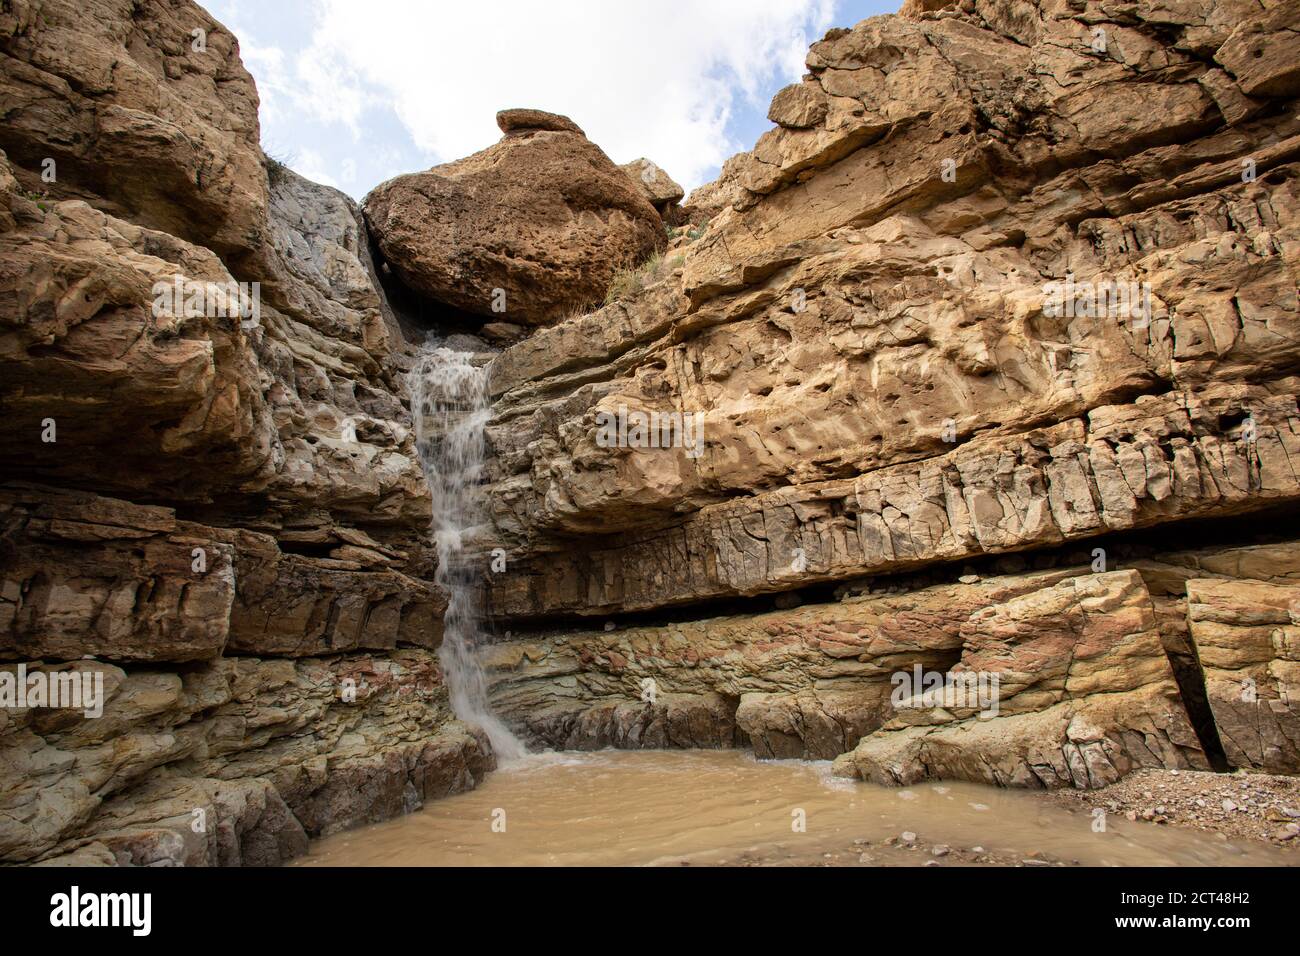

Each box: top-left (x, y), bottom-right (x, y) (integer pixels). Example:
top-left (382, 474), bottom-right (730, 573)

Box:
top-left (291, 148), bottom-right (344, 191)
top-left (287, 0), bottom-right (836, 191)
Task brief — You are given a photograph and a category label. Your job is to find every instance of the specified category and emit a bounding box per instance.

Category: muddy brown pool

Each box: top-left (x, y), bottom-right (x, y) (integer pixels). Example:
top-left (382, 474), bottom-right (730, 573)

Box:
top-left (295, 750), bottom-right (1296, 867)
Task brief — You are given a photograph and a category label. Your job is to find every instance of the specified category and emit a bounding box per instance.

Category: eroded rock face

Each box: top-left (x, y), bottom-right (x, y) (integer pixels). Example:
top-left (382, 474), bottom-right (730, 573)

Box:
top-left (1188, 578), bottom-right (1300, 774)
top-left (364, 110), bottom-right (665, 326)
top-left (483, 560), bottom-right (1244, 778)
top-left (0, 0), bottom-right (489, 865)
top-left (484, 537), bottom-right (1300, 782)
top-left (487, 382), bottom-right (1300, 617)
top-left (620, 158), bottom-right (685, 219)
top-left (482, 0), bottom-right (1300, 611)
top-left (0, 0), bottom-right (267, 262)
top-left (4, 0), bottom-right (1300, 865)
top-left (474, 0), bottom-right (1300, 789)
top-left (834, 570), bottom-right (1207, 788)
top-left (0, 651), bottom-right (492, 865)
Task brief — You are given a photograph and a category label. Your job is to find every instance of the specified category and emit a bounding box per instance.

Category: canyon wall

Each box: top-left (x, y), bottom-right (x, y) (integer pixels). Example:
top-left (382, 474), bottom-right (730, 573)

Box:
top-left (0, 0), bottom-right (491, 865)
top-left (2, 0), bottom-right (1299, 865)
top-left (476, 0), bottom-right (1300, 785)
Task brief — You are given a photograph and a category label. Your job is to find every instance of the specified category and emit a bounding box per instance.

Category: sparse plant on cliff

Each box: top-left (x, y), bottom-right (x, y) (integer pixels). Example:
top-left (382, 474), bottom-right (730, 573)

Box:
top-left (263, 150), bottom-right (294, 187)
top-left (603, 250), bottom-right (686, 305)
top-left (19, 187), bottom-right (49, 211)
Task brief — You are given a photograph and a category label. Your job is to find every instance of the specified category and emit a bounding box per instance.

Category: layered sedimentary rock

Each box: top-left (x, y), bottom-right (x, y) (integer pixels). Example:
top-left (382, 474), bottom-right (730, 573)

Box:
top-left (475, 0), bottom-right (1300, 787)
top-left (485, 538), bottom-right (1299, 785)
top-left (0, 0), bottom-right (266, 261)
top-left (1187, 578), bottom-right (1300, 774)
top-left (1, 651), bottom-right (490, 865)
top-left (4, 0), bottom-right (1300, 867)
top-left (0, 0), bottom-right (490, 865)
top-left (484, 566), bottom-right (1084, 756)
top-left (483, 0), bottom-right (1300, 603)
top-left (833, 570), bottom-right (1207, 788)
top-left (364, 109), bottom-right (665, 326)
top-left (0, 485), bottom-right (446, 662)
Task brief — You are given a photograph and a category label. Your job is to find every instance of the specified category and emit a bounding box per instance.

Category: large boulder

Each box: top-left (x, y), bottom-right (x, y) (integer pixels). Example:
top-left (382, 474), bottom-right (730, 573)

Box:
top-left (364, 109), bottom-right (664, 326)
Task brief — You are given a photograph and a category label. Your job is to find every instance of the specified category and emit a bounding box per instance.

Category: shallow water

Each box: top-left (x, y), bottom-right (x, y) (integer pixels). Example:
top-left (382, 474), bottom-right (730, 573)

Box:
top-left (296, 750), bottom-right (1295, 867)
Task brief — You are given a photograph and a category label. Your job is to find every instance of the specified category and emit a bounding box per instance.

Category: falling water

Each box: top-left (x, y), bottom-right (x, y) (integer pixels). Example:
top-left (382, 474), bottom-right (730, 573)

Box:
top-left (409, 345), bottom-right (526, 761)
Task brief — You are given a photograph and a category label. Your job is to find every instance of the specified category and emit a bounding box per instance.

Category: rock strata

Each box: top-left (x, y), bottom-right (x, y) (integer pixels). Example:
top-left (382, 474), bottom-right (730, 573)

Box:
top-left (0, 0), bottom-right (491, 865)
top-left (474, 0), bottom-right (1300, 793)
top-left (4, 0), bottom-right (1300, 867)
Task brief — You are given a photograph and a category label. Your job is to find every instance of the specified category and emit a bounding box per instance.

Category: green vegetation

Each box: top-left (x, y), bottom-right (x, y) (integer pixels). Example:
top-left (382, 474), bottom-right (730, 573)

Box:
top-left (19, 188), bottom-right (49, 211)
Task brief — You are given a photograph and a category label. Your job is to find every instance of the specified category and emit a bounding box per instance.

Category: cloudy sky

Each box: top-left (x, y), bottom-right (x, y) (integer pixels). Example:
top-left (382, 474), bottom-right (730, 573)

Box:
top-left (205, 0), bottom-right (897, 200)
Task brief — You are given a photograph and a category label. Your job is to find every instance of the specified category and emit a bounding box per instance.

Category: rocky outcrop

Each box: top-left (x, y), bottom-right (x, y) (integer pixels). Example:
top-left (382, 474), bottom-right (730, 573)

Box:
top-left (0, 0), bottom-right (492, 865)
top-left (484, 565), bottom-right (1082, 756)
top-left (1187, 578), bottom-right (1300, 774)
top-left (482, 0), bottom-right (1300, 606)
top-left (364, 110), bottom-right (665, 327)
top-left (620, 158), bottom-right (685, 221)
top-left (4, 0), bottom-right (1300, 867)
top-left (0, 0), bottom-right (267, 264)
top-left (473, 0), bottom-right (1300, 790)
top-left (0, 484), bottom-right (446, 662)
top-left (833, 570), bottom-right (1207, 788)
top-left (485, 538), bottom-right (1300, 783)
top-left (1, 651), bottom-right (491, 865)
top-left (486, 382), bottom-right (1299, 617)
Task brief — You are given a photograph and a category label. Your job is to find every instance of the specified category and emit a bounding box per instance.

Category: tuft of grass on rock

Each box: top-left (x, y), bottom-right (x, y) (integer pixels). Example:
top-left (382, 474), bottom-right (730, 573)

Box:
top-left (603, 250), bottom-right (685, 306)
top-left (263, 151), bottom-right (293, 187)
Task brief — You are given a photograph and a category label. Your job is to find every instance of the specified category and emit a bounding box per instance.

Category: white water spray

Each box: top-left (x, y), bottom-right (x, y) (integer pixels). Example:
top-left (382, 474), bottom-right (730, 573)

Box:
top-left (409, 345), bottom-right (526, 761)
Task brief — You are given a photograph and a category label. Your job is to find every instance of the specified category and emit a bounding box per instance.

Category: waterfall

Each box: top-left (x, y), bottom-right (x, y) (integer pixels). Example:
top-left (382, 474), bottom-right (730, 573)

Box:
top-left (409, 345), bottom-right (526, 761)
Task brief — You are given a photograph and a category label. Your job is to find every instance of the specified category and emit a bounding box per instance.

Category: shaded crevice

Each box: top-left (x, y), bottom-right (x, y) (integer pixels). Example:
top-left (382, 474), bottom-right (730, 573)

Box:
top-left (363, 225), bottom-right (494, 346)
top-left (1161, 623), bottom-right (1232, 773)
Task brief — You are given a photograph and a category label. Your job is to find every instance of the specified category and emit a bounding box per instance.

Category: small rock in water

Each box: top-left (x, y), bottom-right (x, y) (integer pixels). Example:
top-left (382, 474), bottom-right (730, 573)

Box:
top-left (603, 621), bottom-right (615, 631)
top-left (900, 831), bottom-right (917, 844)
top-left (971, 846), bottom-right (985, 853)
top-left (897, 790), bottom-right (917, 801)
top-left (931, 845), bottom-right (950, 857)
